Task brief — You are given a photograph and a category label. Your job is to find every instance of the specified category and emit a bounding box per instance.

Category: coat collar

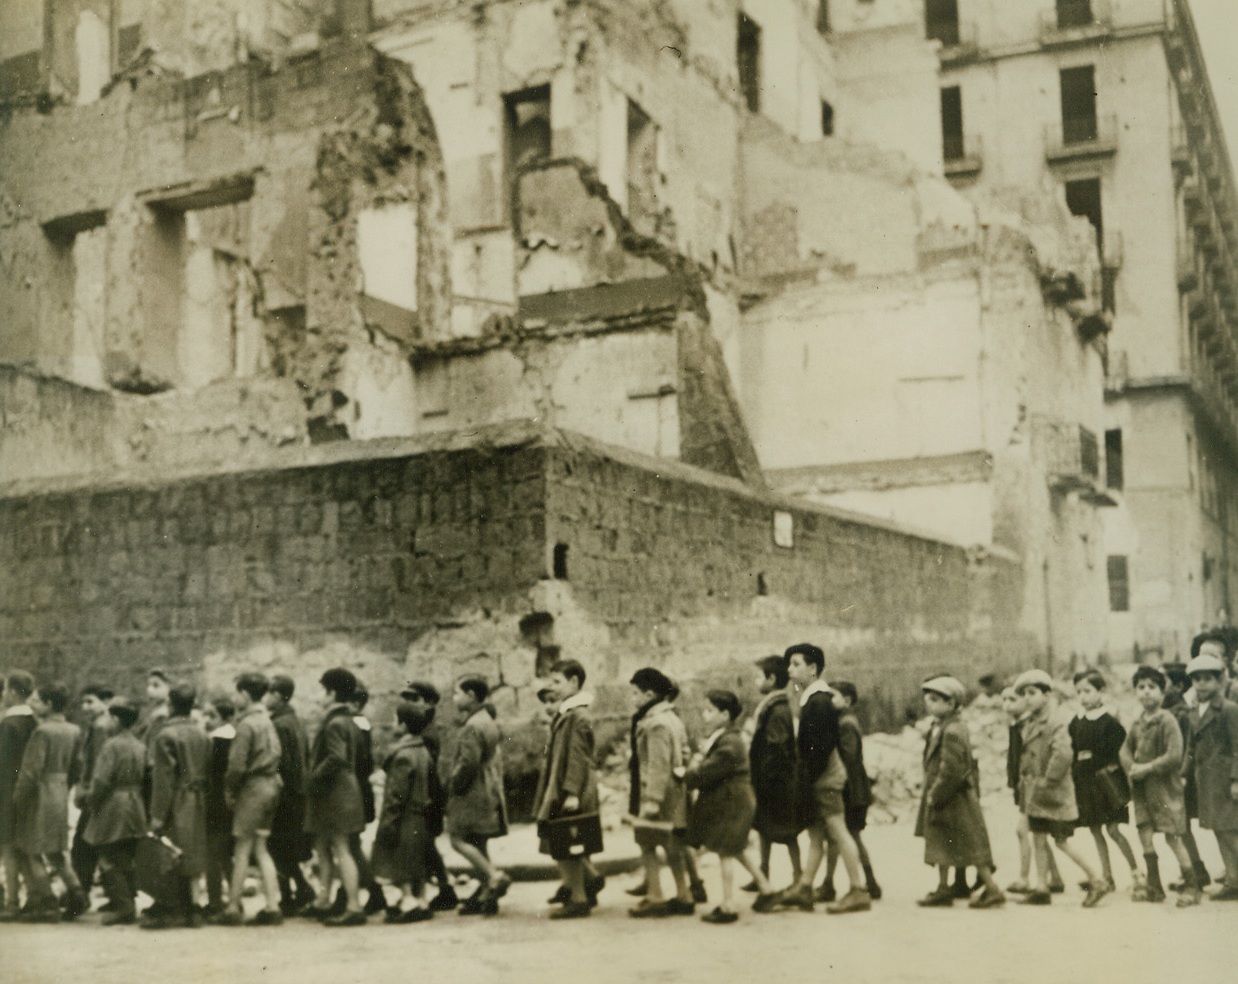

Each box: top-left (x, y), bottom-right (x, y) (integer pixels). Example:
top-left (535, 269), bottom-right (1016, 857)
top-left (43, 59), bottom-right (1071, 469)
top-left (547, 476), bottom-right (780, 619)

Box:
top-left (3, 704), bottom-right (33, 719)
top-left (1193, 693), bottom-right (1226, 731)
top-left (557, 691), bottom-right (593, 716)
top-left (641, 700), bottom-right (676, 723)
top-left (798, 679), bottom-right (834, 708)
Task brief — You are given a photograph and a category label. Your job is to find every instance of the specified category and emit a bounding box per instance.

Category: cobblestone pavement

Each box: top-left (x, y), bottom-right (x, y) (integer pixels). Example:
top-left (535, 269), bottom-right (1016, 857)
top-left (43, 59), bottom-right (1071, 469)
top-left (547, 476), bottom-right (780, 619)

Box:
top-left (1, 799), bottom-right (1232, 984)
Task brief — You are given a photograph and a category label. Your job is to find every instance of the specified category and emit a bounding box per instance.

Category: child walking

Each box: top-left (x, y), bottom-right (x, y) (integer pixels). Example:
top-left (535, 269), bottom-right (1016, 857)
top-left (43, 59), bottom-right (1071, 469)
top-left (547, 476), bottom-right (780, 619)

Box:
top-left (746, 656), bottom-right (801, 891)
top-left (1013, 670), bottom-right (1106, 907)
top-left (820, 681), bottom-right (880, 902)
top-left (683, 690), bottom-right (778, 923)
top-left (1068, 670), bottom-right (1141, 893)
top-left (1120, 665), bottom-right (1201, 905)
top-left (202, 696), bottom-right (235, 917)
top-left (914, 676), bottom-right (1004, 908)
top-left (1160, 662), bottom-right (1213, 890)
top-left (1183, 653), bottom-right (1238, 898)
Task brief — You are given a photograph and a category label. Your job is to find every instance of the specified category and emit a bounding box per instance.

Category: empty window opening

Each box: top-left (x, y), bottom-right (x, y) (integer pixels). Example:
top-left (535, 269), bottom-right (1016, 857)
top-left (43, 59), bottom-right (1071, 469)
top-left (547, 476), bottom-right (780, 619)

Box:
top-left (626, 99), bottom-right (660, 234)
top-left (756, 572), bottom-right (768, 596)
top-left (816, 1), bottom-right (831, 35)
top-left (926, 0), bottom-right (960, 46)
top-left (505, 85), bottom-right (552, 175)
top-left (519, 612), bottom-right (559, 676)
top-left (357, 202), bottom-right (419, 345)
top-left (117, 22), bottom-right (143, 68)
top-left (821, 101), bottom-right (835, 137)
top-left (1056, 0), bottom-right (1095, 29)
top-left (1060, 65), bottom-right (1098, 143)
top-left (1107, 555), bottom-right (1129, 612)
top-left (737, 14), bottom-right (761, 113)
top-left (43, 212), bottom-right (109, 389)
top-left (1104, 429), bottom-right (1124, 491)
top-left (940, 86), bottom-right (965, 161)
top-left (1064, 178), bottom-right (1103, 255)
top-left (75, 8), bottom-right (110, 105)
top-left (553, 543), bottom-right (569, 580)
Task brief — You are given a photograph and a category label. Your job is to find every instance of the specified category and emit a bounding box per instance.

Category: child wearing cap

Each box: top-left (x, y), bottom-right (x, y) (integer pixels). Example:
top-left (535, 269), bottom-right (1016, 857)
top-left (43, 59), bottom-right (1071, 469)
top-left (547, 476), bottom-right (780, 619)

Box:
top-left (1183, 653), bottom-right (1238, 899)
top-left (1160, 662), bottom-right (1213, 890)
top-left (398, 681), bottom-right (456, 912)
top-left (914, 676), bottom-right (1004, 908)
top-left (1119, 665), bottom-right (1200, 905)
top-left (1013, 670), bottom-right (1106, 907)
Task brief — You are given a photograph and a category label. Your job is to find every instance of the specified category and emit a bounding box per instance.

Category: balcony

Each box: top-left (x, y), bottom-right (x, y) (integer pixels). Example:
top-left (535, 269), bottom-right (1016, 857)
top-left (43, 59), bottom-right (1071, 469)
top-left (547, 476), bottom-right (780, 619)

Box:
top-left (1040, 0), bottom-right (1112, 48)
top-left (943, 133), bottom-right (983, 178)
top-left (1035, 418), bottom-right (1100, 493)
top-left (929, 19), bottom-right (982, 66)
top-left (1182, 176), bottom-right (1203, 216)
top-left (1045, 113), bottom-right (1118, 163)
top-left (1178, 239), bottom-right (1199, 291)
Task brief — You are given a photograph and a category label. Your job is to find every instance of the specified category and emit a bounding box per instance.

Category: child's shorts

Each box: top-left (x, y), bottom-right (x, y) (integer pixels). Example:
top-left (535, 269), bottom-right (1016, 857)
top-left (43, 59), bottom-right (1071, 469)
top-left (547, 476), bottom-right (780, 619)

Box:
top-left (232, 775), bottom-right (281, 838)
top-left (1027, 816), bottom-right (1074, 840)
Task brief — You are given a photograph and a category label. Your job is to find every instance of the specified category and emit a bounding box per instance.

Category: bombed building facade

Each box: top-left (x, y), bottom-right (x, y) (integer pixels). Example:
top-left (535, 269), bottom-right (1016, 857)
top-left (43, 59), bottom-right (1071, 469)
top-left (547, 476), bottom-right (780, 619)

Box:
top-left (1, 0), bottom-right (1117, 766)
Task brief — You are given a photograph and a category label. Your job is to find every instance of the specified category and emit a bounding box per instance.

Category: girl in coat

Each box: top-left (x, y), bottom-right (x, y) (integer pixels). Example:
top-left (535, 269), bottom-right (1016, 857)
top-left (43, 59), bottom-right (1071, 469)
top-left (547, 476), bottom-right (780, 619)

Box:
top-left (371, 701), bottom-right (438, 923)
top-left (683, 690), bottom-right (778, 923)
top-left (14, 681), bottom-right (87, 921)
top-left (446, 677), bottom-right (510, 915)
top-left (84, 699), bottom-right (147, 925)
top-left (304, 667), bottom-right (367, 926)
top-left (1068, 670), bottom-right (1140, 894)
top-left (914, 676), bottom-right (1004, 909)
top-left (1120, 665), bottom-right (1200, 905)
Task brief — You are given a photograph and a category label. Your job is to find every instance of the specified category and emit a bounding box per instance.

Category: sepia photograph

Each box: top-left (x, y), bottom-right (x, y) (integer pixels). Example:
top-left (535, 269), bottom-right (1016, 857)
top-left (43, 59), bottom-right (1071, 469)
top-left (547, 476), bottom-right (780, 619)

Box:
top-left (0, 1), bottom-right (1236, 981)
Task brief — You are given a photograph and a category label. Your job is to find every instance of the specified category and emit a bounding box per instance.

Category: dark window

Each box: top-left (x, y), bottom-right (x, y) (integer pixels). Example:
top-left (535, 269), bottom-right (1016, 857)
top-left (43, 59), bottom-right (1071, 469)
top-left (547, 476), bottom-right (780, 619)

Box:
top-left (505, 86), bottom-right (552, 172)
top-left (0, 50), bottom-right (40, 100)
top-left (926, 0), bottom-right (960, 46)
top-left (738, 14), bottom-right (761, 113)
top-left (553, 543), bottom-right (569, 580)
top-left (1057, 0), bottom-right (1095, 29)
top-left (1064, 178), bottom-right (1103, 253)
top-left (1107, 555), bottom-right (1129, 612)
top-left (817, 1), bottom-right (831, 34)
top-left (821, 100), bottom-right (835, 137)
top-left (117, 24), bottom-right (143, 68)
top-left (1060, 65), bottom-right (1098, 143)
top-left (941, 86), bottom-right (964, 161)
top-left (1105, 429), bottom-right (1124, 490)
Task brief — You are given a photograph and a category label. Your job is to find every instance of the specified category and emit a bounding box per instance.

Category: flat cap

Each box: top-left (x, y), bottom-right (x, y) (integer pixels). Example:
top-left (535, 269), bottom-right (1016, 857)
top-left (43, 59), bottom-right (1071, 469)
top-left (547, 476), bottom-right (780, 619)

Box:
top-left (1012, 669), bottom-right (1054, 693)
top-left (921, 675), bottom-right (966, 702)
top-left (1186, 653), bottom-right (1226, 676)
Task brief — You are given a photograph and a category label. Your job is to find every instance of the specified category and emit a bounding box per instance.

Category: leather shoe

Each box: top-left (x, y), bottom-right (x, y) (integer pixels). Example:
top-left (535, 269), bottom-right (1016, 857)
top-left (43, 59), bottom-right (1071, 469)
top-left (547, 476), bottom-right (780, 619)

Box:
top-left (549, 901), bottom-right (591, 920)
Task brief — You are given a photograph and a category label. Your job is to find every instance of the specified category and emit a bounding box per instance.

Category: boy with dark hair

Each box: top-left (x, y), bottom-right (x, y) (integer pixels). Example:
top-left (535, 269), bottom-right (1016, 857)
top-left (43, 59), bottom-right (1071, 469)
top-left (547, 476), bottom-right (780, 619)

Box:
top-left (1183, 653), bottom-right (1238, 898)
top-left (215, 673), bottom-right (284, 926)
top-left (776, 644), bottom-right (870, 914)
top-left (0, 671), bottom-right (38, 922)
top-left (145, 683), bottom-right (209, 930)
top-left (136, 669), bottom-right (171, 812)
top-left (264, 674), bottom-right (314, 914)
top-left (14, 682), bottom-right (88, 921)
top-left (343, 682), bottom-right (386, 917)
top-left (71, 683), bottom-right (115, 898)
top-left (399, 680), bottom-right (456, 911)
top-left (202, 695), bottom-right (236, 917)
top-left (746, 655), bottom-right (800, 891)
top-left (304, 668), bottom-right (367, 926)
top-left (1161, 662), bottom-right (1213, 890)
top-left (84, 698), bottom-right (147, 925)
top-left (820, 680), bottom-right (880, 902)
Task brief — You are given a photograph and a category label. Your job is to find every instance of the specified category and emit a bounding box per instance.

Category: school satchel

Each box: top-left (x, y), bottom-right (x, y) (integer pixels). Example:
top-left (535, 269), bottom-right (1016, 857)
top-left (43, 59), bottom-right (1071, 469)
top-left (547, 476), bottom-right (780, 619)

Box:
top-left (1095, 764), bottom-right (1131, 814)
top-left (539, 811), bottom-right (604, 858)
top-left (134, 834), bottom-right (184, 899)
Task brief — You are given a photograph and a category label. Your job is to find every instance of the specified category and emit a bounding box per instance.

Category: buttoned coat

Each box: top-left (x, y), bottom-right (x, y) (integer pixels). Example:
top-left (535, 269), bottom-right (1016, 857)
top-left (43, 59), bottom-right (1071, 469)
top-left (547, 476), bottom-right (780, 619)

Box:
top-left (532, 700), bottom-right (599, 825)
top-left (0, 709), bottom-right (37, 848)
top-left (632, 701), bottom-right (689, 829)
top-left (1018, 703), bottom-right (1079, 822)
top-left (1120, 708), bottom-right (1186, 833)
top-left (269, 702), bottom-right (310, 858)
top-left (371, 734), bottom-right (435, 885)
top-left (686, 726), bottom-right (756, 857)
top-left (14, 715), bottom-right (82, 854)
top-left (84, 731), bottom-right (147, 846)
top-left (1185, 694), bottom-right (1238, 831)
top-left (915, 713), bottom-right (993, 867)
top-left (150, 716), bottom-right (210, 876)
top-left (446, 708), bottom-right (508, 838)
top-left (748, 691), bottom-right (800, 842)
top-left (304, 704), bottom-right (366, 836)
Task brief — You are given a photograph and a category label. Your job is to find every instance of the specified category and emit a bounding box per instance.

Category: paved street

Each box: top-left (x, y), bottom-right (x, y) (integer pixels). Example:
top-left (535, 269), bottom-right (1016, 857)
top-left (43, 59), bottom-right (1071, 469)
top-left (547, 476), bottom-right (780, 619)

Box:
top-left (1, 799), bottom-right (1231, 984)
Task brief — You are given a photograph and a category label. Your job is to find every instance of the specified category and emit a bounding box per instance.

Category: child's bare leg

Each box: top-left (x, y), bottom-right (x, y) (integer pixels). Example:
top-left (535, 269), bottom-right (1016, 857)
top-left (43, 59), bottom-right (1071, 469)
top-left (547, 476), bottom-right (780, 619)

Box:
top-left (823, 841), bottom-right (839, 892)
top-left (665, 840), bottom-right (692, 903)
top-left (1031, 832), bottom-right (1052, 891)
top-left (1052, 835), bottom-right (1099, 884)
top-left (1089, 826), bottom-right (1113, 883)
top-left (718, 855), bottom-right (736, 912)
top-left (976, 864), bottom-right (1002, 893)
top-left (797, 825), bottom-right (826, 891)
top-left (758, 834), bottom-right (771, 877)
top-left (560, 858), bottom-right (587, 904)
top-left (736, 847), bottom-right (774, 895)
top-left (638, 847), bottom-right (665, 903)
top-left (1014, 814), bottom-right (1032, 886)
top-left (785, 839), bottom-right (803, 883)
top-left (314, 836), bottom-right (336, 908)
top-left (823, 815), bottom-right (864, 890)
top-left (936, 864), bottom-right (951, 891)
top-left (1164, 835), bottom-right (1196, 889)
top-left (1104, 823), bottom-right (1139, 875)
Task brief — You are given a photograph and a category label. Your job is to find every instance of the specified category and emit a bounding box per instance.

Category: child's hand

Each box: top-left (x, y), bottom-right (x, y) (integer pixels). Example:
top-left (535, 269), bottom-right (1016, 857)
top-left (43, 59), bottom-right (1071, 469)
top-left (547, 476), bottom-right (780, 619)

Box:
top-left (561, 795), bottom-right (580, 813)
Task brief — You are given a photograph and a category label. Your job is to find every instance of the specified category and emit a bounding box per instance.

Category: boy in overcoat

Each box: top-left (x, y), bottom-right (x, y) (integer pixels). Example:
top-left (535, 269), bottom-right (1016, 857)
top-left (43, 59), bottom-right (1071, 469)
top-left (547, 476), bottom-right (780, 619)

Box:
top-left (746, 655), bottom-right (801, 889)
top-left (202, 696), bottom-right (235, 916)
top-left (914, 676), bottom-right (1003, 908)
top-left (0, 671), bottom-right (38, 922)
top-left (304, 667), bottom-right (367, 926)
top-left (1183, 653), bottom-right (1238, 898)
top-left (1161, 662), bottom-right (1213, 890)
top-left (1014, 669), bottom-right (1105, 907)
top-left (446, 676), bottom-right (510, 915)
top-left (84, 699), bottom-right (147, 925)
top-left (776, 644), bottom-right (869, 914)
top-left (70, 683), bottom-right (114, 901)
top-left (344, 683), bottom-right (385, 916)
top-left (533, 660), bottom-right (601, 919)
top-left (264, 674), bottom-right (314, 913)
top-left (146, 683), bottom-right (210, 929)
top-left (14, 681), bottom-right (87, 921)
top-left (399, 680), bottom-right (456, 911)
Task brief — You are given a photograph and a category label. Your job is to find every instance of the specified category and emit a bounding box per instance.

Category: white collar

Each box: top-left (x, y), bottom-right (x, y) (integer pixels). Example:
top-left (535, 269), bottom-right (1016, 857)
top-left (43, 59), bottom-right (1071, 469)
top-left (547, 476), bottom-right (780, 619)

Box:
top-left (799, 679), bottom-right (833, 708)
top-left (3, 705), bottom-right (33, 719)
top-left (210, 723), bottom-right (236, 740)
top-left (700, 726), bottom-right (727, 755)
top-left (557, 691), bottom-right (593, 715)
top-left (1080, 707), bottom-right (1107, 721)
top-left (352, 715), bottom-right (371, 731)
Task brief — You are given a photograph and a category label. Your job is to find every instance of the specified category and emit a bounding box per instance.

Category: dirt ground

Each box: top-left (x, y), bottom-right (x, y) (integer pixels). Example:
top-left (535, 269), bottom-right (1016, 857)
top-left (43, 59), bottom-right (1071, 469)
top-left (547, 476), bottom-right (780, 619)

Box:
top-left (1, 797), bottom-right (1231, 984)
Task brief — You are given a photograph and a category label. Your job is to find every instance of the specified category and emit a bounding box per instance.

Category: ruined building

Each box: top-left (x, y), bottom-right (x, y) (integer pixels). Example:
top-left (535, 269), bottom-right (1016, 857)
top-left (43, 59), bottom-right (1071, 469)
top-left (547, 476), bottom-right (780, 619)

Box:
top-left (0, 0), bottom-right (1107, 762)
top-left (924, 0), bottom-right (1238, 660)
